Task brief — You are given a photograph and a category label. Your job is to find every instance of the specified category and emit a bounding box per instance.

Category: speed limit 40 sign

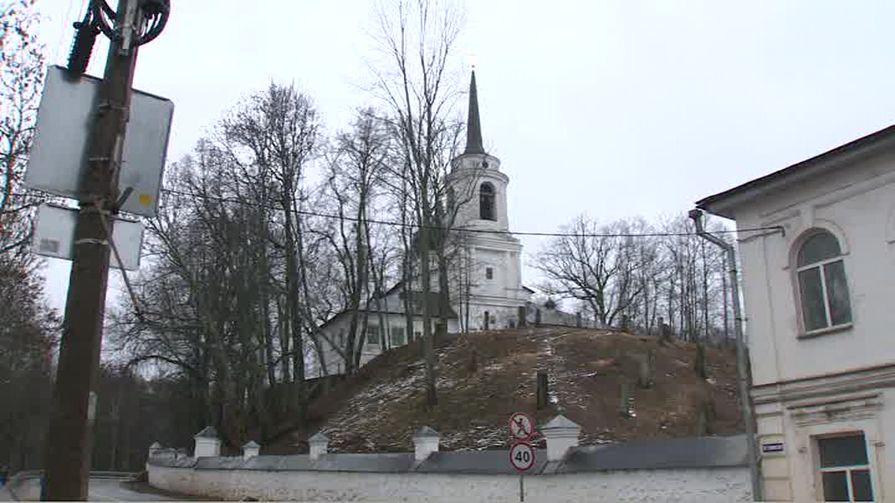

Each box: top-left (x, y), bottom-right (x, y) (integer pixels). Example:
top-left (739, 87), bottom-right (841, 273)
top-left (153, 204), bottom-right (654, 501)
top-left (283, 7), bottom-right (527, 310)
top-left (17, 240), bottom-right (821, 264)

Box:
top-left (509, 442), bottom-right (535, 472)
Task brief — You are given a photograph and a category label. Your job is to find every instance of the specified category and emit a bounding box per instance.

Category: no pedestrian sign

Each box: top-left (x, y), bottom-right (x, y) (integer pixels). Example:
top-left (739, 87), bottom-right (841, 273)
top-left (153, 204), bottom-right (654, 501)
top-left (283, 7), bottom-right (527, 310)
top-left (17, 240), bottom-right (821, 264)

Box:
top-left (508, 412), bottom-right (535, 441)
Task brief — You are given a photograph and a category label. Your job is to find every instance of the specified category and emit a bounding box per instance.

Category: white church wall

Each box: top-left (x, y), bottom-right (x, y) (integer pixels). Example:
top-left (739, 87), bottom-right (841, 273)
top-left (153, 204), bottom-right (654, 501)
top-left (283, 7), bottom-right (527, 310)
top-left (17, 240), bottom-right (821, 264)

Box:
top-left (448, 155), bottom-right (509, 233)
top-left (148, 462), bottom-right (750, 502)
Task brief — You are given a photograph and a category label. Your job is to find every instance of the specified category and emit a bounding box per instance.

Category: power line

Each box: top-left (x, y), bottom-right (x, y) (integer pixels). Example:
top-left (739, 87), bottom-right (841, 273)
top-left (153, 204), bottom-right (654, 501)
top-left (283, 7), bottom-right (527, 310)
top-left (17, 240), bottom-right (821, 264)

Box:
top-left (155, 187), bottom-right (781, 239)
top-left (3, 186), bottom-right (783, 238)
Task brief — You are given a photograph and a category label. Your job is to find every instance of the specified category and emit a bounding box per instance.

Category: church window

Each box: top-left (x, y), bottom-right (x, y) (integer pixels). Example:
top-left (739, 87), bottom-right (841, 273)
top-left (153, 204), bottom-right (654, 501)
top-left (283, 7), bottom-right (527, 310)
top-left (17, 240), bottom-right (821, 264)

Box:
top-left (486, 267), bottom-right (493, 280)
top-left (479, 182), bottom-right (496, 221)
top-left (365, 326), bottom-right (380, 348)
top-left (390, 326), bottom-right (406, 347)
top-left (795, 229), bottom-right (852, 333)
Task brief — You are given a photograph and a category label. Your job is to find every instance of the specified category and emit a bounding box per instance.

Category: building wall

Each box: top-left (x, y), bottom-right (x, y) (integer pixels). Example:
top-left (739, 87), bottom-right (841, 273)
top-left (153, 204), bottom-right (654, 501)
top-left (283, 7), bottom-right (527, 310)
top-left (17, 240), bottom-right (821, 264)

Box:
top-left (312, 152), bottom-right (531, 377)
top-left (448, 153), bottom-right (509, 233)
top-left (148, 462), bottom-right (751, 502)
top-left (734, 151), bottom-right (895, 386)
top-left (755, 385), bottom-right (893, 501)
top-left (312, 310), bottom-right (459, 378)
top-left (447, 154), bottom-right (529, 332)
top-left (729, 148), bottom-right (895, 501)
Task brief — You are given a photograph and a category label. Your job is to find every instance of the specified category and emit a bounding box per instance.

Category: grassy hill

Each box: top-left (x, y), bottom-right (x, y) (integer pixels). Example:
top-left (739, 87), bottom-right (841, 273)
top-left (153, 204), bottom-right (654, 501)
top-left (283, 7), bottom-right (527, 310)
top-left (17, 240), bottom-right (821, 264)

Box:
top-left (300, 327), bottom-right (742, 452)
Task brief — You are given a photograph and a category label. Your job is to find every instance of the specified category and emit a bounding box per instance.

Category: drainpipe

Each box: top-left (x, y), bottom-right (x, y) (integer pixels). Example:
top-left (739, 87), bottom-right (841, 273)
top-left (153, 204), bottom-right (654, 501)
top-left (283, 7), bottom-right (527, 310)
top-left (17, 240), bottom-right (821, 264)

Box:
top-left (689, 209), bottom-right (762, 502)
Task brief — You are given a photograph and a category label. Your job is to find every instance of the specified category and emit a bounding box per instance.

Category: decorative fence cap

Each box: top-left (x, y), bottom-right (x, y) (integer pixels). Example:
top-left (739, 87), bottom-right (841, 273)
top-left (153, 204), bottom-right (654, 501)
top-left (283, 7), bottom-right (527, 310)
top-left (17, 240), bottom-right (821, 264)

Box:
top-left (542, 415), bottom-right (581, 431)
top-left (243, 440), bottom-right (260, 449)
top-left (413, 426), bottom-right (441, 439)
top-left (309, 432), bottom-right (329, 444)
top-left (194, 426), bottom-right (219, 438)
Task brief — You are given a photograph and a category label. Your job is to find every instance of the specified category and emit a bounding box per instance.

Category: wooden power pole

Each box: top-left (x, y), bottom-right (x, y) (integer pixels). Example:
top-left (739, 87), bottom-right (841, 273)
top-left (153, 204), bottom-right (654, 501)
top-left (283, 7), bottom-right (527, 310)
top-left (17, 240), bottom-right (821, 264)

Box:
top-left (44, 0), bottom-right (156, 499)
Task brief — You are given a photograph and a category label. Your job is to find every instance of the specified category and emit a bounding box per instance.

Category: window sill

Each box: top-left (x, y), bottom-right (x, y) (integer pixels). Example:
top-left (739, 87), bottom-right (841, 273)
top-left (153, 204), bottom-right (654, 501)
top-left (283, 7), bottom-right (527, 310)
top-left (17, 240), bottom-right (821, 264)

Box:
top-left (798, 323), bottom-right (854, 340)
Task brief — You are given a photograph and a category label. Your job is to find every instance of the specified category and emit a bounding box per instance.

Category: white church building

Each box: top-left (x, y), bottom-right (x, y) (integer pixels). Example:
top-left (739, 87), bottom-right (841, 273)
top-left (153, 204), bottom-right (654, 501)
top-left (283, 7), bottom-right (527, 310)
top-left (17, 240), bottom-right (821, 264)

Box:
top-left (312, 72), bottom-right (532, 376)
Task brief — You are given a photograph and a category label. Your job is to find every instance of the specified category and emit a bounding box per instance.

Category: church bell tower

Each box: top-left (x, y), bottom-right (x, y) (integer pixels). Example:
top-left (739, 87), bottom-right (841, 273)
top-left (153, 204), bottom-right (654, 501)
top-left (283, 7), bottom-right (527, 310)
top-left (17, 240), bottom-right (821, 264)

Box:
top-left (446, 71), bottom-right (529, 331)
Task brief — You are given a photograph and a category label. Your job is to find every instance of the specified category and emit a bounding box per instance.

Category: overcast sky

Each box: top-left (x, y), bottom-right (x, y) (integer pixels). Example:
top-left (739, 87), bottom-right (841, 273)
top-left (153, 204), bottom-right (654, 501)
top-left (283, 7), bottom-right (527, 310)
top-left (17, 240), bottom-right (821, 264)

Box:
top-left (34, 0), bottom-right (895, 313)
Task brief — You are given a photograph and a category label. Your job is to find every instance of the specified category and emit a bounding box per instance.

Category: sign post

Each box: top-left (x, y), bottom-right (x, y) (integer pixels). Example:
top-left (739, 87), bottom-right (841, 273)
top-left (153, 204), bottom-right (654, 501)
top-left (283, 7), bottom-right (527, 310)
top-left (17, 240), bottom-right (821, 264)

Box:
top-left (508, 412), bottom-right (537, 502)
top-left (33, 1), bottom-right (171, 499)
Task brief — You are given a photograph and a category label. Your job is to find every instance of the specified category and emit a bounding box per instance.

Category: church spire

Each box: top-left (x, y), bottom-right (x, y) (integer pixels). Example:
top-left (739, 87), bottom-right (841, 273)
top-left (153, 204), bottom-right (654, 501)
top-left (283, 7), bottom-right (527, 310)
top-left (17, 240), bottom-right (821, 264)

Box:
top-left (463, 70), bottom-right (485, 155)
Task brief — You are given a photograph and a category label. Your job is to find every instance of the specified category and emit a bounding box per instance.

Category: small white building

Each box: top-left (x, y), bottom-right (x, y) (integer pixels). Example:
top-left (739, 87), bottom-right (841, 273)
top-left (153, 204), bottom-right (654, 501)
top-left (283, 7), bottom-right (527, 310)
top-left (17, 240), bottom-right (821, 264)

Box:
top-left (312, 72), bottom-right (531, 377)
top-left (311, 286), bottom-right (461, 376)
top-left (697, 125), bottom-right (895, 502)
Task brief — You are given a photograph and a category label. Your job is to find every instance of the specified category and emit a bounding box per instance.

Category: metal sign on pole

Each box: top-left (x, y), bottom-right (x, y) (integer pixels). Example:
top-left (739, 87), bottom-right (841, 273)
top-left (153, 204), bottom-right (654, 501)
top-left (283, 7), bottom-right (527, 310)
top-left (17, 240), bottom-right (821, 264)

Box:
top-left (509, 441), bottom-right (535, 472)
top-left (508, 412), bottom-right (538, 502)
top-left (508, 412), bottom-right (535, 442)
top-left (32, 203), bottom-right (144, 270)
top-left (26, 65), bottom-right (173, 217)
top-left (39, 0), bottom-right (170, 499)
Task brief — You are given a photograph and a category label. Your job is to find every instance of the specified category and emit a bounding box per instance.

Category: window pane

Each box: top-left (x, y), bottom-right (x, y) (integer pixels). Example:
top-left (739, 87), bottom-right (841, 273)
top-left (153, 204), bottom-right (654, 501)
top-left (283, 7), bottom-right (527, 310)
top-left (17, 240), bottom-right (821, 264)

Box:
top-left (819, 435), bottom-right (868, 467)
top-left (851, 469), bottom-right (874, 501)
top-left (390, 327), bottom-right (405, 347)
top-left (822, 471), bottom-right (850, 501)
top-left (480, 183), bottom-right (496, 221)
top-left (824, 260), bottom-right (852, 326)
top-left (366, 326), bottom-right (380, 346)
top-left (798, 231), bottom-right (842, 266)
top-left (799, 267), bottom-right (828, 331)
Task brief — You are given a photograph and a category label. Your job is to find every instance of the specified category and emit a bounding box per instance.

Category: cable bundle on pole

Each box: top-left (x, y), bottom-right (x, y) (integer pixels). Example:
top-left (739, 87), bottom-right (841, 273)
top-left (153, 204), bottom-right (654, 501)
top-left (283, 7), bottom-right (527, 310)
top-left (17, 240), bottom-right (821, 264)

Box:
top-left (91, 0), bottom-right (170, 46)
top-left (67, 0), bottom-right (170, 75)
top-left (67, 9), bottom-right (100, 75)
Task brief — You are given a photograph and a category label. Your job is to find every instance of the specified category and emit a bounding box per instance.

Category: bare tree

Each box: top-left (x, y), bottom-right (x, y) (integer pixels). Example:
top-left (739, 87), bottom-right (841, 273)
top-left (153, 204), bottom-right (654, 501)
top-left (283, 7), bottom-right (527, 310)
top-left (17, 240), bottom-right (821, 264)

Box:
top-left (371, 0), bottom-right (464, 407)
top-left (535, 213), bottom-right (733, 345)
top-left (1, 0), bottom-right (44, 257)
top-left (0, 0), bottom-right (58, 473)
top-left (222, 84), bottom-right (320, 426)
top-left (535, 215), bottom-right (644, 327)
top-left (318, 108), bottom-right (394, 374)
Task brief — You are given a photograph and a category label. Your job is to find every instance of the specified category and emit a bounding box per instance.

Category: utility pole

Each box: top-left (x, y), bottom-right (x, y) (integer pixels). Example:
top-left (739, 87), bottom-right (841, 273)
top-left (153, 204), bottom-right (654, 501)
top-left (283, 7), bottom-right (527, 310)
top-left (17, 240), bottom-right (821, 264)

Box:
top-left (44, 0), bottom-right (168, 499)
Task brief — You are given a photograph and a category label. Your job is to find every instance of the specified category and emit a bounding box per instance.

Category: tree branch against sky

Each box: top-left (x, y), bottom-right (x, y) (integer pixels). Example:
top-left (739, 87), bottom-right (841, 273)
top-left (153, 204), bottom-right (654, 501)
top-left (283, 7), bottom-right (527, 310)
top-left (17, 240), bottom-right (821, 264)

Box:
top-left (0, 0), bottom-right (58, 474)
top-left (370, 0), bottom-right (465, 407)
top-left (32, 1), bottom-right (895, 313)
top-left (534, 214), bottom-right (733, 341)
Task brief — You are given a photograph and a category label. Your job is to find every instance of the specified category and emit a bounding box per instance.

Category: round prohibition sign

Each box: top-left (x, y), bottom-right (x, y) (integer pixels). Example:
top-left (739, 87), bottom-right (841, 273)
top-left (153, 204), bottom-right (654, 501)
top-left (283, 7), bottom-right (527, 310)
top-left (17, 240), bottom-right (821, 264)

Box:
top-left (509, 442), bottom-right (536, 472)
top-left (508, 412), bottom-right (535, 441)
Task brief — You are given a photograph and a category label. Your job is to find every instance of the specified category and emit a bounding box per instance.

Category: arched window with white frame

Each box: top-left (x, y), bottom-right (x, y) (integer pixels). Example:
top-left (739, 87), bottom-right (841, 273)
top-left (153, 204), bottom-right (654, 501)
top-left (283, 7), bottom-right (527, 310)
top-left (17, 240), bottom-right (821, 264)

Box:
top-left (795, 229), bottom-right (852, 333)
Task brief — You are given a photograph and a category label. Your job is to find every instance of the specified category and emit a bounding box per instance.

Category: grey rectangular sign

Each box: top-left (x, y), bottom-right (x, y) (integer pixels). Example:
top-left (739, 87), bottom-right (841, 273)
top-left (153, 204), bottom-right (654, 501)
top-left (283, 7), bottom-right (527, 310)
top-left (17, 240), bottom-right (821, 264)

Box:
top-left (32, 203), bottom-right (144, 271)
top-left (25, 65), bottom-right (173, 217)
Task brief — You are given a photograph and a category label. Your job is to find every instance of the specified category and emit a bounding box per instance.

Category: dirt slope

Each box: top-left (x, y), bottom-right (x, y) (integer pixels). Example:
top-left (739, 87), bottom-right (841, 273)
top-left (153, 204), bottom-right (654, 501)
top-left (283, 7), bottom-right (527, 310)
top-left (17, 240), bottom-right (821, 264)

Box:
top-left (304, 327), bottom-right (742, 452)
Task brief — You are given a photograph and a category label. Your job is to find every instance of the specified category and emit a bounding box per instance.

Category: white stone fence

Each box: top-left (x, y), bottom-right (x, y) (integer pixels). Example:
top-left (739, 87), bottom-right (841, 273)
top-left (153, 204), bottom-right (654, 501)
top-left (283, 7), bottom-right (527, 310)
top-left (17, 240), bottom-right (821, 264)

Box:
top-left (147, 416), bottom-right (752, 502)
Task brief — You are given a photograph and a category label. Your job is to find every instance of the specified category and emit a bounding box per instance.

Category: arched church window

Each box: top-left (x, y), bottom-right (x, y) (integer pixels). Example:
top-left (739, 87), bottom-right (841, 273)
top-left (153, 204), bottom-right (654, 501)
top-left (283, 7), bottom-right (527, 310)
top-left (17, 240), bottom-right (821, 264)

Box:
top-left (479, 182), bottom-right (496, 221)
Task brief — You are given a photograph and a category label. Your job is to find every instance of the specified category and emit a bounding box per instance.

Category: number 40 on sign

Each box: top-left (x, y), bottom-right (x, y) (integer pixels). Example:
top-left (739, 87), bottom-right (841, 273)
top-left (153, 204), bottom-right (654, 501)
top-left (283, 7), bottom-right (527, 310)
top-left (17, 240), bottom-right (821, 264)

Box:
top-left (509, 442), bottom-right (535, 472)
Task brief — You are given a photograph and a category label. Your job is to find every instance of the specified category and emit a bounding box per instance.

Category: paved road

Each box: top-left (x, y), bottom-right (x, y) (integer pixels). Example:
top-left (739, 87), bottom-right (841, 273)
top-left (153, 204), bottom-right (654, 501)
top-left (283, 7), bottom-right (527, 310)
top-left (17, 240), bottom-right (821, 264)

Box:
top-left (8, 478), bottom-right (182, 501)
